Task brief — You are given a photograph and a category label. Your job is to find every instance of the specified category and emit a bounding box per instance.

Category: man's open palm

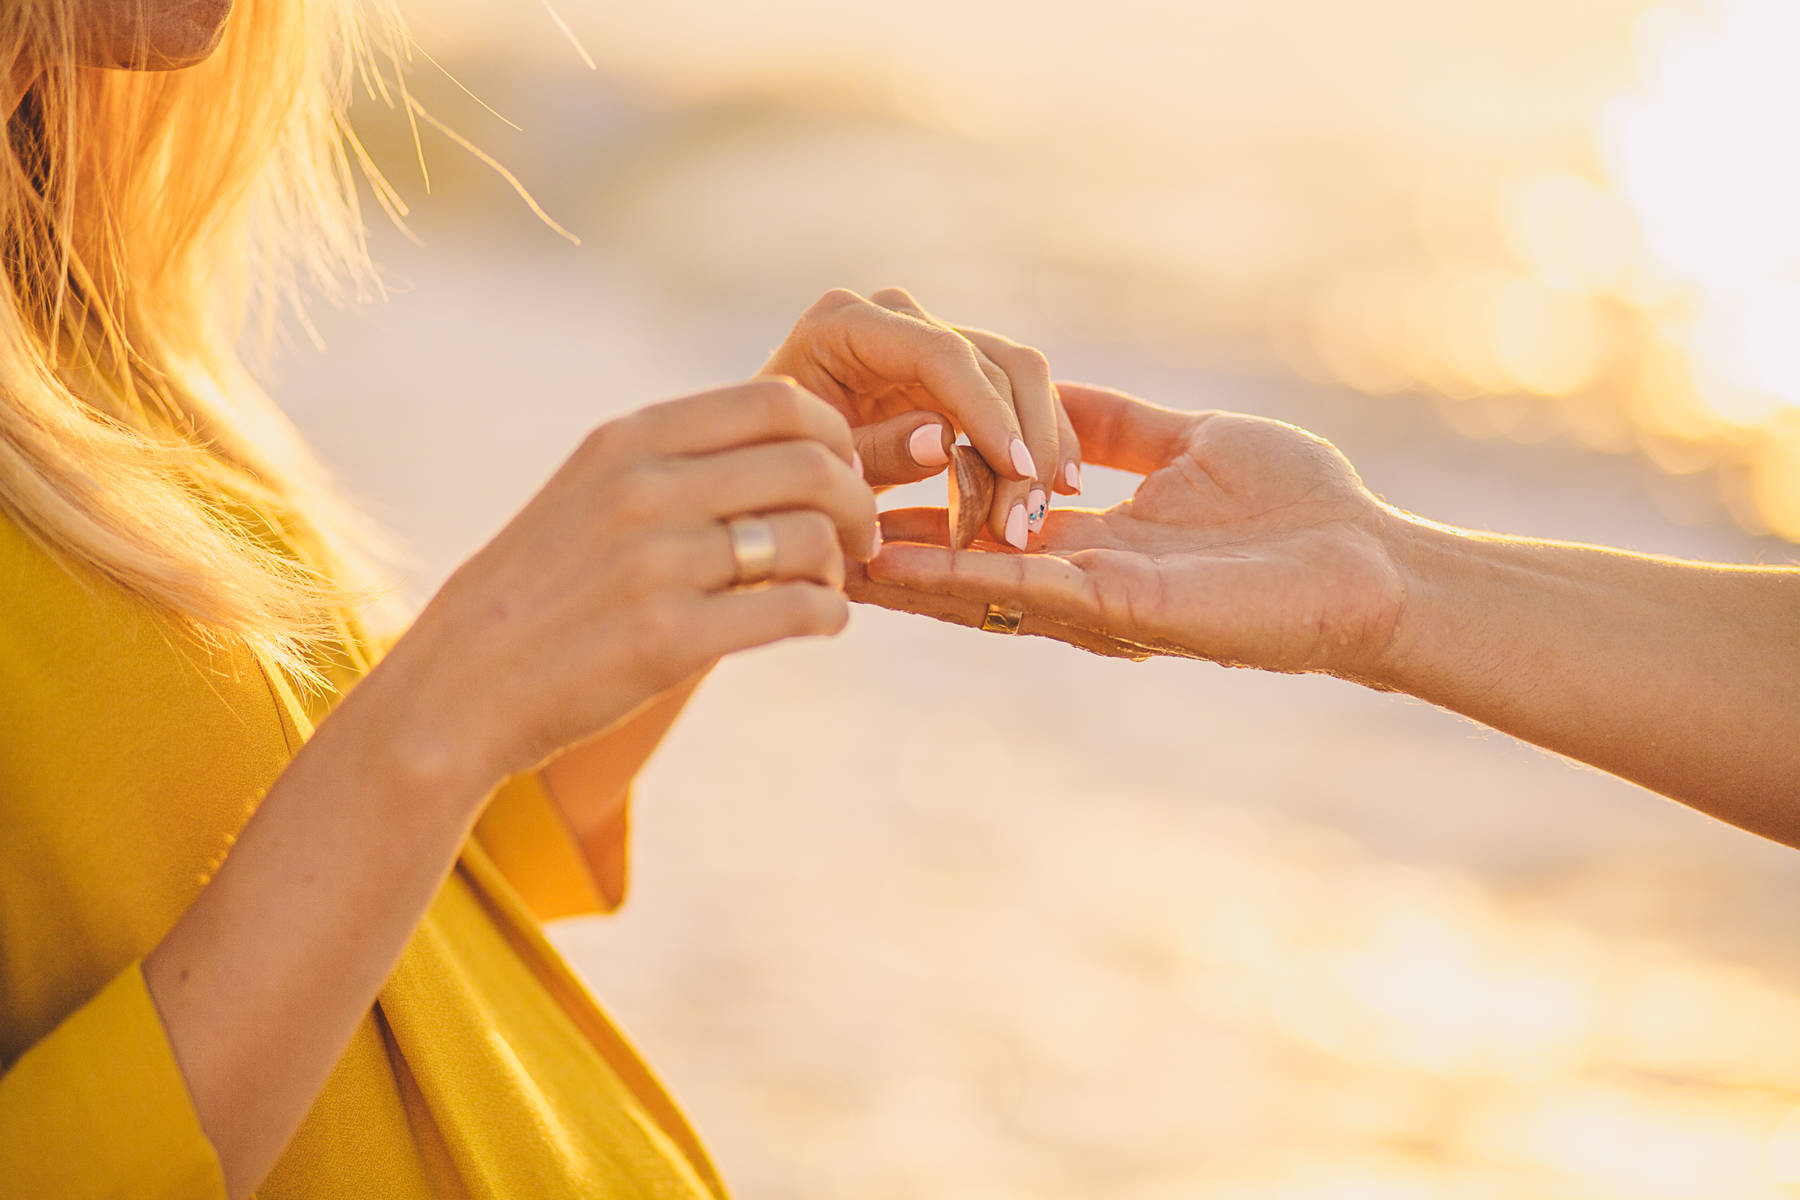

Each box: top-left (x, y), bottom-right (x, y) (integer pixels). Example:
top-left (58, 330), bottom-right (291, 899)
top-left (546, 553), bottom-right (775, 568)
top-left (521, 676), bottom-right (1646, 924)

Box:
top-left (855, 385), bottom-right (1407, 677)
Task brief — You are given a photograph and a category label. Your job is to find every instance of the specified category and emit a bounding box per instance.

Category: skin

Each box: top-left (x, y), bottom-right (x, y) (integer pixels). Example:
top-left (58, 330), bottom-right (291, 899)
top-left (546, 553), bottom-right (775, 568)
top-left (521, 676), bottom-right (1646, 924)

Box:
top-left (83, 0), bottom-right (237, 69)
top-left (131, 325), bottom-right (1070, 1200)
top-left (16, 6), bottom-right (1087, 1194)
top-left (764, 287), bottom-right (1084, 548)
top-left (543, 286), bottom-right (1085, 863)
top-left (140, 325), bottom-right (1064, 1198)
top-left (147, 379), bottom-right (878, 1196)
top-left (856, 383), bottom-right (1800, 830)
top-left (1, 0), bottom-right (234, 111)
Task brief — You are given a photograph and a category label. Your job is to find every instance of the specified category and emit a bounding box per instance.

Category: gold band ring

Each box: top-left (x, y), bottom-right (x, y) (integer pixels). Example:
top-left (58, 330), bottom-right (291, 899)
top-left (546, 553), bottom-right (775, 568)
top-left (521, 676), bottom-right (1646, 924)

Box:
top-left (979, 604), bottom-right (1025, 635)
top-left (725, 516), bottom-right (778, 586)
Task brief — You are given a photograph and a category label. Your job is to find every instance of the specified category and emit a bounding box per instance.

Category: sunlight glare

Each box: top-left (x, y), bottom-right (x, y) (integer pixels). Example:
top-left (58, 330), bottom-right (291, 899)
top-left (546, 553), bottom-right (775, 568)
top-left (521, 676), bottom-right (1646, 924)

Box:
top-left (1769, 1106), bottom-right (1800, 1186)
top-left (1503, 173), bottom-right (1637, 296)
top-left (1602, 0), bottom-right (1800, 429)
top-left (1489, 278), bottom-right (1607, 396)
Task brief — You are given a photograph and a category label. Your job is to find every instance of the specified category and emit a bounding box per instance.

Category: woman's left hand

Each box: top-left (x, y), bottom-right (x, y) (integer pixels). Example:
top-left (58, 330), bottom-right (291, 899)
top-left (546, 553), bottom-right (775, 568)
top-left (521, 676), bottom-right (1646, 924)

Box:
top-left (761, 287), bottom-right (1081, 550)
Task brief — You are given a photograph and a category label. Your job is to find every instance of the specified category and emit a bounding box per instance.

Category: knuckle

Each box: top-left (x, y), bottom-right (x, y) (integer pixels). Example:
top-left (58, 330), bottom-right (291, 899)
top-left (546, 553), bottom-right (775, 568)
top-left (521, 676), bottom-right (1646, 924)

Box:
top-left (790, 440), bottom-right (842, 491)
top-left (752, 373), bottom-right (799, 396)
top-left (923, 324), bottom-right (973, 361)
top-left (869, 285), bottom-right (917, 309)
top-left (790, 586), bottom-right (848, 636)
top-left (1003, 344), bottom-right (1051, 378)
top-left (795, 511), bottom-right (839, 560)
top-left (755, 378), bottom-right (815, 428)
top-left (580, 417), bottom-right (629, 462)
top-left (804, 287), bottom-right (863, 320)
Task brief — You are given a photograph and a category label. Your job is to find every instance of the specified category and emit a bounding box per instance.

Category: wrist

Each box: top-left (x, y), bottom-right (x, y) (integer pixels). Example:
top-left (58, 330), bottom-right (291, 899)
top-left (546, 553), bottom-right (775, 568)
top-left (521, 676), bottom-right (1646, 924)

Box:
top-left (1364, 508), bottom-right (1504, 699)
top-left (331, 625), bottom-right (510, 818)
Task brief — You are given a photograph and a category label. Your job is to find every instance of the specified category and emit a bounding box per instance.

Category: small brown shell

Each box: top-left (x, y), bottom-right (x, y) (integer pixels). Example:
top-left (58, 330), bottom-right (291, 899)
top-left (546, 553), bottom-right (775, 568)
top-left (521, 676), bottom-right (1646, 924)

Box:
top-left (947, 444), bottom-right (997, 549)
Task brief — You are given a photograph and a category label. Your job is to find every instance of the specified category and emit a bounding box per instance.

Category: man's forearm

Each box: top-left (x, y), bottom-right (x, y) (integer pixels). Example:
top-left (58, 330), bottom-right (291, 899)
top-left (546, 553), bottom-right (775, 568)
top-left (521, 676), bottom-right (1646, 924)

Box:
top-left (1375, 514), bottom-right (1800, 834)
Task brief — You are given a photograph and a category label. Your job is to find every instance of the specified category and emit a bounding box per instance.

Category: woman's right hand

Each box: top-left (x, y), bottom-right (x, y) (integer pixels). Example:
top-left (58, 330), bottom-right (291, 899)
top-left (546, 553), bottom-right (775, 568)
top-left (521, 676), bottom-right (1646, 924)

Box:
top-left (138, 378), bottom-right (873, 1200)
top-left (380, 377), bottom-right (878, 796)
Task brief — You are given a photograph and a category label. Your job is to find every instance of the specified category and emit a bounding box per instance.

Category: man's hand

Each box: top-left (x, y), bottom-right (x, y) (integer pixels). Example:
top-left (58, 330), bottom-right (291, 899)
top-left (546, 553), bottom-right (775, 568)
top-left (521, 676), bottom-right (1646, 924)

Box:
top-left (851, 383), bottom-right (1407, 680)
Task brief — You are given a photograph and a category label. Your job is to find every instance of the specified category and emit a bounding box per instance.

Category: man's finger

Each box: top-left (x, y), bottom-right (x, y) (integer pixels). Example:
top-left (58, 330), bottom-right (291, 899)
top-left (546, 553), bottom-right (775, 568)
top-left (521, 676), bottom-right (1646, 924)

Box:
top-left (876, 506), bottom-right (955, 546)
top-left (864, 541), bottom-right (1104, 630)
top-left (846, 562), bottom-right (1148, 660)
top-left (1053, 382), bottom-right (1199, 476)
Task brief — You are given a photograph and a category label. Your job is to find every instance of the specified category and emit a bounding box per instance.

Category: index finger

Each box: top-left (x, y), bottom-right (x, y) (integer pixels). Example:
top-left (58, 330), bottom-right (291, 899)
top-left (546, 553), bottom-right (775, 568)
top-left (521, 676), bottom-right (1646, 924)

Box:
top-left (1053, 383), bottom-right (1199, 476)
top-left (630, 378), bottom-right (856, 465)
top-left (811, 300), bottom-right (1034, 482)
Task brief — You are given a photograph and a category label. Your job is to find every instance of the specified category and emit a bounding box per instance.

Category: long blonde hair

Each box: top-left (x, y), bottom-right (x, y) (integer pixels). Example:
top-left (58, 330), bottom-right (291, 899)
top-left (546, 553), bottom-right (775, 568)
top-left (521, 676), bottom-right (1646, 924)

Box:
top-left (0, 0), bottom-right (409, 686)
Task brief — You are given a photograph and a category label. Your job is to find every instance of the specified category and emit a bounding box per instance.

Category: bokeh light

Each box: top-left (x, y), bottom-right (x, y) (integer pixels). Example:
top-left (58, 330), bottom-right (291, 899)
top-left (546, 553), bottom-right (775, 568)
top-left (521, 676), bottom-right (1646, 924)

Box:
top-left (268, 2), bottom-right (1800, 1196)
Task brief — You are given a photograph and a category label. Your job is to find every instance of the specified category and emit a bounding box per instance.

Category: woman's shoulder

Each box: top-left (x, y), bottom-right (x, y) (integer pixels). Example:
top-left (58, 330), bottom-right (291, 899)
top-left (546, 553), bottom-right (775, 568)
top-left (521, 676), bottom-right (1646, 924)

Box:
top-left (0, 501), bottom-right (298, 807)
top-left (0, 505), bottom-right (303, 1066)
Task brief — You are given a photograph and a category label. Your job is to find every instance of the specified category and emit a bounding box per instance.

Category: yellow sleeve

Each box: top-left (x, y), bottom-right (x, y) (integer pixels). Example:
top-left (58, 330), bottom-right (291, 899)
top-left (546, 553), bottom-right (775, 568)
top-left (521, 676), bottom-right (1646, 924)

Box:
top-left (472, 771), bottom-right (628, 922)
top-left (0, 962), bottom-right (226, 1200)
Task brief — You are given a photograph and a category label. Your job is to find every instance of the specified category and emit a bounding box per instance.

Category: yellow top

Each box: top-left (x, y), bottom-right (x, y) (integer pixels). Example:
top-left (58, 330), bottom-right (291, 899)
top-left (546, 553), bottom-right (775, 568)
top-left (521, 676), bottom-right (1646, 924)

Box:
top-left (0, 506), bottom-right (728, 1200)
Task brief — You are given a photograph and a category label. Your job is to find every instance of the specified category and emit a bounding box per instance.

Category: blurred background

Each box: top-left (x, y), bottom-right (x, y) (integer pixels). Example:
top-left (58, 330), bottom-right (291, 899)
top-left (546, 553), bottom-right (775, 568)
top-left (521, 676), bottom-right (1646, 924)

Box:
top-left (270, 0), bottom-right (1800, 1195)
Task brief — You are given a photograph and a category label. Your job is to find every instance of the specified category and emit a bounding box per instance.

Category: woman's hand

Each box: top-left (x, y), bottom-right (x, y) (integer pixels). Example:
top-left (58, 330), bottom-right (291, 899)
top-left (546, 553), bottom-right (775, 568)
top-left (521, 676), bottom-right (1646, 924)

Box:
top-left (762, 288), bottom-right (1082, 550)
top-left (385, 377), bottom-right (878, 792)
top-left (851, 383), bottom-right (1406, 679)
top-left (142, 377), bottom-right (875, 1200)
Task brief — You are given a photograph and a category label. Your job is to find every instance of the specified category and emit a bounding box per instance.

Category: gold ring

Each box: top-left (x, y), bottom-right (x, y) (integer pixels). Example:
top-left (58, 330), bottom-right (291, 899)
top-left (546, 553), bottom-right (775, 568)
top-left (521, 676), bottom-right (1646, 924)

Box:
top-left (979, 604), bottom-right (1025, 635)
top-left (726, 516), bottom-right (778, 586)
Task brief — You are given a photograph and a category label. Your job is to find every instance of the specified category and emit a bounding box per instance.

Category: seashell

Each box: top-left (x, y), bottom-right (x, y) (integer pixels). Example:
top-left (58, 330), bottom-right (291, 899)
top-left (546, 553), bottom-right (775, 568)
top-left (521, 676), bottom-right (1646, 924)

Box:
top-left (947, 443), bottom-right (996, 549)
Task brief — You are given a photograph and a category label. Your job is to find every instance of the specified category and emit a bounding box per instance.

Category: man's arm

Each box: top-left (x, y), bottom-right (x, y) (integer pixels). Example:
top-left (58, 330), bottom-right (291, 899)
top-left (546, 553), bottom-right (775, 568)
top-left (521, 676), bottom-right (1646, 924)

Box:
top-left (857, 383), bottom-right (1800, 834)
top-left (1378, 518), bottom-right (1800, 833)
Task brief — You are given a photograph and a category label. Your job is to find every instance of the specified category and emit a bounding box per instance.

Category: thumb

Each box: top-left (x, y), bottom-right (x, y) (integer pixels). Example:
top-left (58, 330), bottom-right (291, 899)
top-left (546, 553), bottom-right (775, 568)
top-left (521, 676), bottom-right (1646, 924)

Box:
top-left (852, 411), bottom-right (955, 489)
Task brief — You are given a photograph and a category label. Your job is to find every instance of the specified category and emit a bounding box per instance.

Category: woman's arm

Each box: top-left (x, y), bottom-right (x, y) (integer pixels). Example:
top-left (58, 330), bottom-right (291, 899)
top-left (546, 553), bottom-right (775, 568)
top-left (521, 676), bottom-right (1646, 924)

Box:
top-left (134, 379), bottom-right (876, 1199)
top-left (142, 652), bottom-right (494, 1200)
top-left (1378, 519), bottom-right (1800, 832)
top-left (537, 286), bottom-right (1097, 866)
top-left (529, 288), bottom-right (1098, 869)
top-left (857, 383), bottom-right (1800, 831)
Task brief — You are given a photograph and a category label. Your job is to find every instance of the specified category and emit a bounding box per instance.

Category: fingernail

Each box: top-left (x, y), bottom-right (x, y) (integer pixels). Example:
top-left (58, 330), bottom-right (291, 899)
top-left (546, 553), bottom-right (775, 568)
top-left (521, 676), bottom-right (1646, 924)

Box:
top-left (869, 524), bottom-right (883, 559)
top-left (1027, 489), bottom-right (1047, 530)
top-left (851, 450), bottom-right (865, 478)
top-left (908, 424), bottom-right (950, 467)
top-left (1008, 438), bottom-right (1036, 479)
top-left (1065, 462), bottom-right (1081, 493)
top-left (1004, 503), bottom-right (1028, 549)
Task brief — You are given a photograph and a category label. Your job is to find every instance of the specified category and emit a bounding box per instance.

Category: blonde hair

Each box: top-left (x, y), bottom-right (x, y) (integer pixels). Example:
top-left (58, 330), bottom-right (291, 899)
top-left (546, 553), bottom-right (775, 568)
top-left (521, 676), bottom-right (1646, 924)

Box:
top-left (0, 0), bottom-right (410, 686)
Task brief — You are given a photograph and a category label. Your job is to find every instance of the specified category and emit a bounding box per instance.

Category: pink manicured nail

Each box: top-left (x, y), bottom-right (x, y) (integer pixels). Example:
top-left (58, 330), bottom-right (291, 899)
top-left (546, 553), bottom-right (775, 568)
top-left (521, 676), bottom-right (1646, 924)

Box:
top-left (1065, 462), bottom-right (1081, 492)
top-left (1027, 489), bottom-right (1047, 530)
top-left (851, 450), bottom-right (865, 478)
top-left (869, 524), bottom-right (883, 559)
top-left (1004, 503), bottom-right (1028, 549)
top-left (1008, 438), bottom-right (1036, 479)
top-left (908, 424), bottom-right (950, 467)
